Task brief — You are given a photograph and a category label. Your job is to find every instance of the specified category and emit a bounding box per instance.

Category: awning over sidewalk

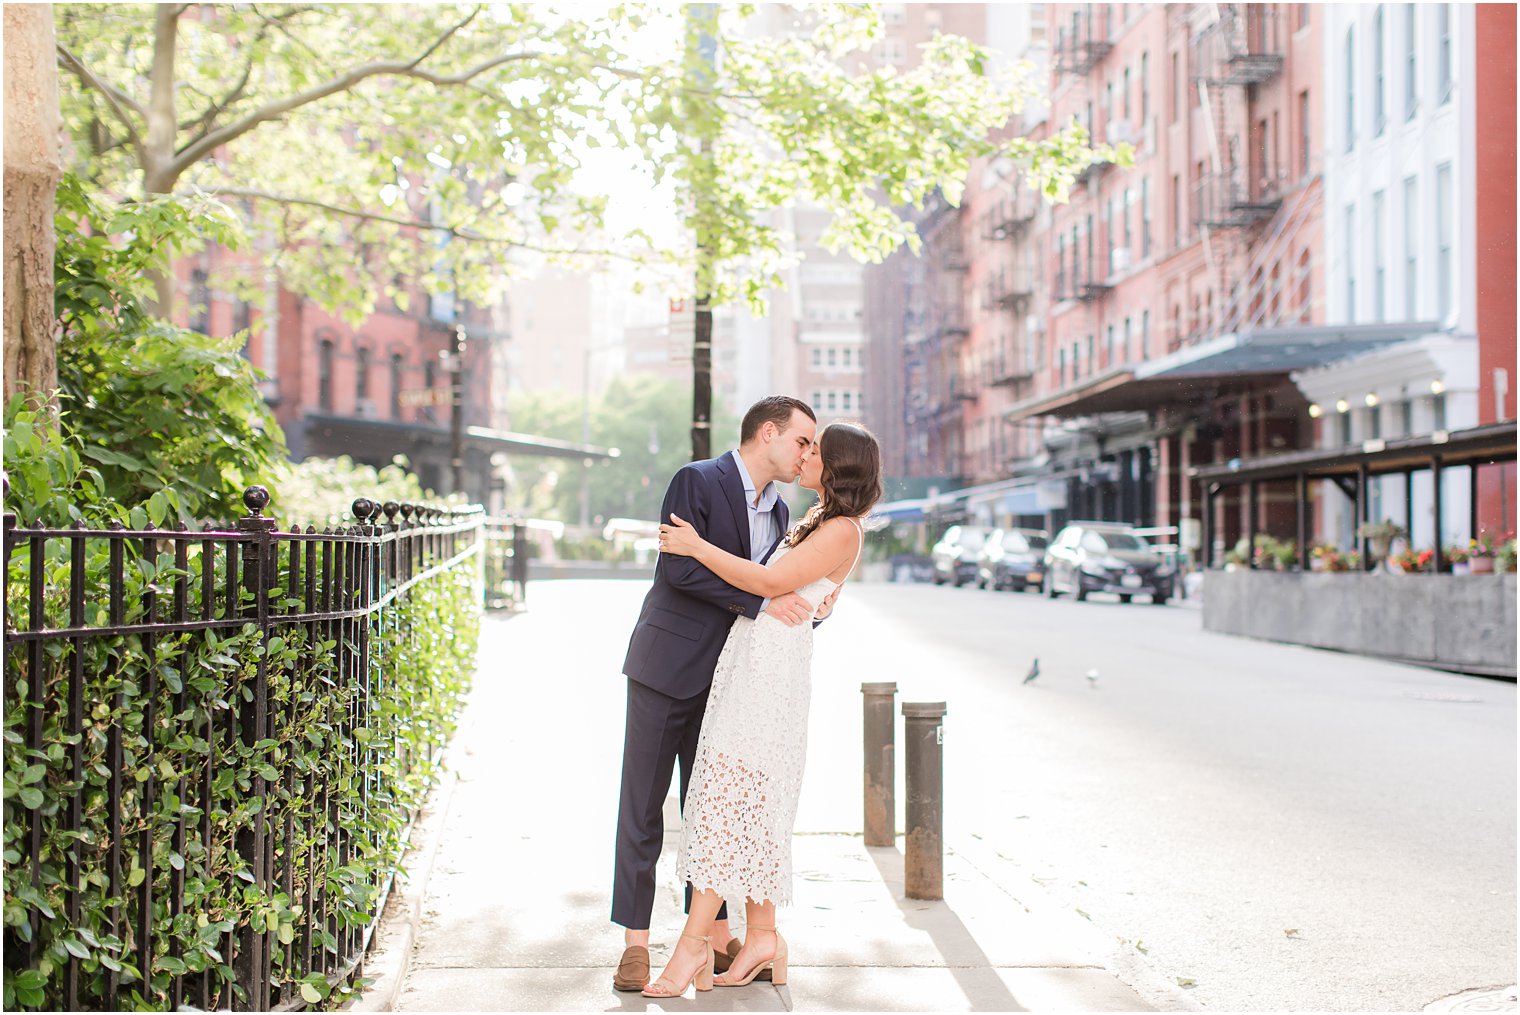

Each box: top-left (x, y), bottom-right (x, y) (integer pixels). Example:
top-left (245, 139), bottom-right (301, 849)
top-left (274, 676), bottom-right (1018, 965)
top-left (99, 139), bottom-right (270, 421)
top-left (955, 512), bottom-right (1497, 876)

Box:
top-left (303, 413), bottom-right (620, 461)
top-left (1005, 322), bottom-right (1438, 420)
top-left (1189, 420), bottom-right (1516, 483)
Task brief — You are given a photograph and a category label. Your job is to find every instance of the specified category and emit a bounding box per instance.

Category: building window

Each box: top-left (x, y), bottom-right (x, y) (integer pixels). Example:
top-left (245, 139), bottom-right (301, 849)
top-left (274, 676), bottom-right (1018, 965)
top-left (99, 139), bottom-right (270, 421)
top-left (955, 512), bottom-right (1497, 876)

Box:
top-left (1431, 392), bottom-right (1447, 429)
top-left (355, 346), bottom-right (370, 405)
top-left (1141, 177), bottom-right (1152, 257)
top-left (1123, 187), bottom-right (1133, 253)
top-left (1403, 175), bottom-right (1418, 320)
top-left (1344, 27), bottom-right (1356, 152)
top-left (826, 391), bottom-right (838, 411)
top-left (422, 361), bottom-right (436, 421)
top-left (1373, 6), bottom-right (1386, 137)
top-left (1368, 404), bottom-right (1382, 439)
top-left (390, 353), bottom-right (403, 418)
top-left (1140, 51), bottom-right (1150, 123)
top-left (1344, 203), bottom-right (1357, 321)
top-left (1122, 66), bottom-right (1131, 120)
top-left (1298, 90), bottom-right (1311, 178)
top-left (1171, 51), bottom-right (1181, 124)
top-left (827, 347), bottom-right (838, 368)
top-left (1141, 310), bottom-right (1150, 360)
top-left (1404, 4), bottom-right (1417, 121)
top-left (1338, 411), bottom-right (1353, 445)
top-left (1105, 324), bottom-right (1115, 365)
top-left (1400, 399), bottom-right (1414, 435)
top-left (1122, 317), bottom-right (1132, 363)
top-left (318, 339), bottom-right (334, 411)
top-left (1372, 189), bottom-right (1386, 321)
top-left (1058, 347), bottom-right (1067, 386)
top-left (1436, 162), bottom-right (1453, 321)
top-left (189, 268), bottom-right (211, 334)
top-left (1172, 174), bottom-right (1182, 248)
top-left (1085, 213), bottom-right (1095, 280)
top-left (1437, 4), bottom-right (1452, 104)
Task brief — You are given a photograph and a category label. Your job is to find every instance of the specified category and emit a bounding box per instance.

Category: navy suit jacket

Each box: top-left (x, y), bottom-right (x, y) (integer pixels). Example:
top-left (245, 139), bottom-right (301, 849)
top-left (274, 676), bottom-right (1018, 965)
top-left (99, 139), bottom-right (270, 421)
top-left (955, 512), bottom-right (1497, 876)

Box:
top-left (623, 453), bottom-right (789, 700)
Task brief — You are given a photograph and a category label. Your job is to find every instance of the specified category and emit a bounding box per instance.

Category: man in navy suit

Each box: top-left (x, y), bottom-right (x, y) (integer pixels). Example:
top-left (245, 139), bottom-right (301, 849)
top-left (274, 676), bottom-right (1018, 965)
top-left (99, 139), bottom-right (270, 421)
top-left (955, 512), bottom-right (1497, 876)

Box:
top-left (611, 396), bottom-right (820, 991)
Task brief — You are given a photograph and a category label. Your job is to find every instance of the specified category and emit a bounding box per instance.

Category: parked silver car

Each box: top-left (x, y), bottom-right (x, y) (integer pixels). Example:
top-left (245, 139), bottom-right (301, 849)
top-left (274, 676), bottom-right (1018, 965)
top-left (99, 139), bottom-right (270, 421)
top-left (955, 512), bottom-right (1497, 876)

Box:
top-left (931, 525), bottom-right (992, 586)
top-left (1044, 522), bottom-right (1173, 604)
top-left (976, 528), bottom-right (1049, 592)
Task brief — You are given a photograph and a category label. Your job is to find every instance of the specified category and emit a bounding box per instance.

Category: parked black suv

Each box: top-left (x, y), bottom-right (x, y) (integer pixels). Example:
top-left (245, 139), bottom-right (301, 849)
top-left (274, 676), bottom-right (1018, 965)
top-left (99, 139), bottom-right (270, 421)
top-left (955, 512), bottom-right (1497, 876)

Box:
top-left (976, 528), bottom-right (1049, 592)
top-left (931, 525), bottom-right (991, 586)
top-left (1044, 522), bottom-right (1173, 604)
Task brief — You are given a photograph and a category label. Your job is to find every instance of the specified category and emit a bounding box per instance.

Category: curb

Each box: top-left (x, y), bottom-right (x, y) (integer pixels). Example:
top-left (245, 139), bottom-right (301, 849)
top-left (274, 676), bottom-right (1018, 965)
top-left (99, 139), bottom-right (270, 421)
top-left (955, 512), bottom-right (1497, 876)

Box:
top-left (344, 763), bottom-right (460, 1013)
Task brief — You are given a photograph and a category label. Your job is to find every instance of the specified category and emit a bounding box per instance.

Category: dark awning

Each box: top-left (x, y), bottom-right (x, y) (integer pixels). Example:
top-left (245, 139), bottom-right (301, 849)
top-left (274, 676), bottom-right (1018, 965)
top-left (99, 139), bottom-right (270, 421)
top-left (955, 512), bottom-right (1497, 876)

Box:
top-left (1005, 322), bottom-right (1438, 420)
top-left (302, 413), bottom-right (619, 461)
top-left (1189, 421), bottom-right (1516, 485)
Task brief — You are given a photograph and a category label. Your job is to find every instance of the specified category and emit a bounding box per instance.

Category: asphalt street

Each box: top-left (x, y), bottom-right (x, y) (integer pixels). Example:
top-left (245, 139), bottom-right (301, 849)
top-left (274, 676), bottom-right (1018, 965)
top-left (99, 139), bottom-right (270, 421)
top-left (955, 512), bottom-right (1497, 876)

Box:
top-left (798, 578), bottom-right (1517, 1012)
top-left (543, 575), bottom-right (1515, 1012)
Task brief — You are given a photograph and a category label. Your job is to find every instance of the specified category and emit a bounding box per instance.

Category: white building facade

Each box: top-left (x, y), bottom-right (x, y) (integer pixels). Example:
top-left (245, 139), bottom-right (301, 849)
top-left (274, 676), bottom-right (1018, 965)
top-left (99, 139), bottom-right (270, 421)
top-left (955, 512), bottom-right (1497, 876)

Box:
top-left (1312, 2), bottom-right (1479, 549)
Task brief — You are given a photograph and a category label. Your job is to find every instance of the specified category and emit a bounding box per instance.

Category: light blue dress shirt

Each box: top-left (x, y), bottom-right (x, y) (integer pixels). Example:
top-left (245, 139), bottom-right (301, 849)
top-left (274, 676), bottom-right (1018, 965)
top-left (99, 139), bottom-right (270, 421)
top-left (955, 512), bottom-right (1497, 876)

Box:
top-left (731, 450), bottom-right (780, 609)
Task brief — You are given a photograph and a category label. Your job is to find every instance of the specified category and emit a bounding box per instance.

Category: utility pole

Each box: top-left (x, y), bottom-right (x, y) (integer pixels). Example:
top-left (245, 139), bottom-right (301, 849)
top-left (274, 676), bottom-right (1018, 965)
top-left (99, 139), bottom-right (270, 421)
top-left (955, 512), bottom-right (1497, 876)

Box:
top-left (450, 324), bottom-right (466, 496)
top-left (687, 3), bottom-right (718, 462)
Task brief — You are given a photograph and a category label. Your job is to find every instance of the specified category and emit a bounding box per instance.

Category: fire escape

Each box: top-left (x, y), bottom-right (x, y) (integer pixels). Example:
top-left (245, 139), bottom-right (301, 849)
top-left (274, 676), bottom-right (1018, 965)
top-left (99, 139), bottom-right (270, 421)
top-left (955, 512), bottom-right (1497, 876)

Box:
top-left (983, 187), bottom-right (1038, 390)
top-left (1191, 3), bottom-right (1294, 335)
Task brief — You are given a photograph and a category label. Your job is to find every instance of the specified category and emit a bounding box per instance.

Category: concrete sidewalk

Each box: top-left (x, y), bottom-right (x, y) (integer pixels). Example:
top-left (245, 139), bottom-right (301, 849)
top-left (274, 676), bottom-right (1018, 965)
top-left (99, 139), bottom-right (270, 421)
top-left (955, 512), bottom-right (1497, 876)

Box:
top-left (354, 585), bottom-right (1187, 1012)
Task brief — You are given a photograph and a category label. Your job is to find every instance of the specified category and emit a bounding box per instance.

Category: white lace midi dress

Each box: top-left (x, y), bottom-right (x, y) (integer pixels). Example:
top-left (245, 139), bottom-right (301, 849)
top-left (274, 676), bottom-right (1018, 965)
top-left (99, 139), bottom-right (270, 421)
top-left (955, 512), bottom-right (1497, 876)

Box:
top-left (676, 524), bottom-right (862, 906)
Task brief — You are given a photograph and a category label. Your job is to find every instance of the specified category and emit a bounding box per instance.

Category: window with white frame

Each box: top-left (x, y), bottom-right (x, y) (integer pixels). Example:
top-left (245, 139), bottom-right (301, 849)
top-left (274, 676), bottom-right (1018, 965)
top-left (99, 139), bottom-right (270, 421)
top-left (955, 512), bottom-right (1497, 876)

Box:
top-left (1404, 4), bottom-right (1417, 121)
top-left (1345, 26), bottom-right (1356, 152)
top-left (1403, 175), bottom-right (1418, 319)
top-left (1373, 6), bottom-right (1386, 137)
top-left (1345, 203), bottom-right (1357, 321)
top-left (1436, 162), bottom-right (1453, 321)
top-left (1372, 189), bottom-right (1386, 321)
top-left (1437, 4), bottom-right (1452, 104)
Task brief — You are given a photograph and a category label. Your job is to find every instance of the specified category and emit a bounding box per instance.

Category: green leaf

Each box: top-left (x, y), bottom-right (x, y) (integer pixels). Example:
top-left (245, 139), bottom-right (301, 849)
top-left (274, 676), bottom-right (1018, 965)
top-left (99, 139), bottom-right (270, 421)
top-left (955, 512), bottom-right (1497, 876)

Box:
top-left (18, 787), bottom-right (44, 809)
top-left (300, 982), bottom-right (323, 1004)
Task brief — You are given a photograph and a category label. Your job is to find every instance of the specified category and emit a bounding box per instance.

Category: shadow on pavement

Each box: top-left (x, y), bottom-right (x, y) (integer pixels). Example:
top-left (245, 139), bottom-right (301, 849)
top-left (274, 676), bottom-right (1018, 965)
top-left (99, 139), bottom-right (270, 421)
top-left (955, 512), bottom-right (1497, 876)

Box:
top-left (865, 845), bottom-right (1027, 1013)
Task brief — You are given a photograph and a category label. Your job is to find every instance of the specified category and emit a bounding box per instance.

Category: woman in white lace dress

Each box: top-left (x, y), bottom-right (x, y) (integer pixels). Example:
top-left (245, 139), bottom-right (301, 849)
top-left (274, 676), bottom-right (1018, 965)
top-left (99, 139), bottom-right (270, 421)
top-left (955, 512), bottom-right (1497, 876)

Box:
top-left (641, 422), bottom-right (883, 998)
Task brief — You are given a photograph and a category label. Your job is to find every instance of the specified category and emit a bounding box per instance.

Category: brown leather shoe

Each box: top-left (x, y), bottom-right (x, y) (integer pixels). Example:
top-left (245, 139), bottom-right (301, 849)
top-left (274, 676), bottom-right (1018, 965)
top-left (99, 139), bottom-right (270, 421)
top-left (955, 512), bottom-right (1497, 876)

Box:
top-left (612, 944), bottom-right (650, 992)
top-left (716, 937), bottom-right (771, 981)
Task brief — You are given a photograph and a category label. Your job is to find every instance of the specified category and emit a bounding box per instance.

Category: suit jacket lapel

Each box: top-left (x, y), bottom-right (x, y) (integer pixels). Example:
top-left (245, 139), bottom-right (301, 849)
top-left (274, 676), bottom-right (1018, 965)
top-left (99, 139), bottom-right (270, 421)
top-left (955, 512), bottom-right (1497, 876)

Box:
top-left (762, 498), bottom-right (788, 563)
top-left (716, 453), bottom-right (753, 561)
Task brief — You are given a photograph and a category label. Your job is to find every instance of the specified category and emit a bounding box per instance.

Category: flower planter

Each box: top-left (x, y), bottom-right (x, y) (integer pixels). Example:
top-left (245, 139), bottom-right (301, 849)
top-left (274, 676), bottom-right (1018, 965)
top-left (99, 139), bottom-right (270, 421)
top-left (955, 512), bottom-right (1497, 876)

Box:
top-left (1471, 556), bottom-right (1495, 574)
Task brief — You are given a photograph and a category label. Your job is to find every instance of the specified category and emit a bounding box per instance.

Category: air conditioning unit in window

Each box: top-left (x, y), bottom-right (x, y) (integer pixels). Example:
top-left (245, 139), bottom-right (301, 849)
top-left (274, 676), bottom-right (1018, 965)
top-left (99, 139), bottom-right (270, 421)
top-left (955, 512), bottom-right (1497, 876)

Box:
top-left (1106, 118), bottom-right (1136, 145)
top-left (1110, 248), bottom-right (1132, 275)
top-left (354, 398), bottom-right (378, 417)
top-left (1026, 314), bottom-right (1044, 335)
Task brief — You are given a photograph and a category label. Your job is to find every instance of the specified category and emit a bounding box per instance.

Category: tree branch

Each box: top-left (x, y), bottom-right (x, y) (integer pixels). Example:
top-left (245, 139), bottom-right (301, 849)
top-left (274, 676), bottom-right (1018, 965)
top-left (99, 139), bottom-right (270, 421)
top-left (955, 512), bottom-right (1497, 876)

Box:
top-left (169, 44), bottom-right (553, 180)
top-left (56, 44), bottom-right (147, 162)
top-left (203, 185), bottom-right (655, 262)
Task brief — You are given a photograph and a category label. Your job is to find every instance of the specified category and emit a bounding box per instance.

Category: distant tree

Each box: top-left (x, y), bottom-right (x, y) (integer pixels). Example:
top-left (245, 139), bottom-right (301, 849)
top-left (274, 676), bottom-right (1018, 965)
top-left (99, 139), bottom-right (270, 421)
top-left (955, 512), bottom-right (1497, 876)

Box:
top-left (504, 375), bottom-right (743, 524)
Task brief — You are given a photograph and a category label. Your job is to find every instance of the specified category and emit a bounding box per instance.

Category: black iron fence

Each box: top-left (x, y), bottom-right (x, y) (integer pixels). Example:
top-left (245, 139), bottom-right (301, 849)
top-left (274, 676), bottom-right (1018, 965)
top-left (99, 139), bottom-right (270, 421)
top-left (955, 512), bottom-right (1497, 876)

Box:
top-left (3, 486), bottom-right (483, 1011)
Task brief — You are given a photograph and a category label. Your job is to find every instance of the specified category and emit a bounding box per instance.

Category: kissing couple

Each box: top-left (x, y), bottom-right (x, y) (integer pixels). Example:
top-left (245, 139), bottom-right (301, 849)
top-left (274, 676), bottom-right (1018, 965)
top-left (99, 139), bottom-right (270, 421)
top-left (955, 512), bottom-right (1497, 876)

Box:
top-left (610, 395), bottom-right (884, 996)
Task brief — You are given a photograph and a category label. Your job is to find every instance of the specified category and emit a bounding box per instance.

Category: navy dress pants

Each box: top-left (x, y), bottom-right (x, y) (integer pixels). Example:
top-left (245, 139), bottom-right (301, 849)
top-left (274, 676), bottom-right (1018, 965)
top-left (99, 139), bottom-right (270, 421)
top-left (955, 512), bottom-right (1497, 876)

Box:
top-left (612, 677), bottom-right (729, 929)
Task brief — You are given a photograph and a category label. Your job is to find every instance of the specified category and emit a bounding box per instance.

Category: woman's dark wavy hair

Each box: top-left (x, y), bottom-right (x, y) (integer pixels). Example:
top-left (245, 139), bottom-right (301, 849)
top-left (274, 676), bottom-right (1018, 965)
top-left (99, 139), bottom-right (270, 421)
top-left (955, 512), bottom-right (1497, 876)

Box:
top-left (784, 421), bottom-right (884, 547)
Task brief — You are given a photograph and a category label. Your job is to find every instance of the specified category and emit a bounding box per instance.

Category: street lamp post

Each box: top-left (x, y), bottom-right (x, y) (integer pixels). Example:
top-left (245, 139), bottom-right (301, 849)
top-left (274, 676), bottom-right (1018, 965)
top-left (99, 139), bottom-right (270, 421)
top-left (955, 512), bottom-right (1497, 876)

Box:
top-left (450, 325), bottom-right (466, 496)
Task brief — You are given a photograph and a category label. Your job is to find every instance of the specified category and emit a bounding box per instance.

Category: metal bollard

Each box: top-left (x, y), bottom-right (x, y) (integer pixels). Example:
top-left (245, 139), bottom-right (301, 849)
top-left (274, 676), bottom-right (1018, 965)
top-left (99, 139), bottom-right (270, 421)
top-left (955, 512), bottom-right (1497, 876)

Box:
top-left (902, 701), bottom-right (947, 900)
top-left (861, 682), bottom-right (898, 847)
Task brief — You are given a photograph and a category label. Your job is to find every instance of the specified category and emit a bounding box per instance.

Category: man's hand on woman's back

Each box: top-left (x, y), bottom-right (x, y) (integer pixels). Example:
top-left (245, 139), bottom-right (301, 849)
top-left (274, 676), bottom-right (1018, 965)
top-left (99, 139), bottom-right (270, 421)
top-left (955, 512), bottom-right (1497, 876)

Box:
top-left (764, 591), bottom-right (813, 626)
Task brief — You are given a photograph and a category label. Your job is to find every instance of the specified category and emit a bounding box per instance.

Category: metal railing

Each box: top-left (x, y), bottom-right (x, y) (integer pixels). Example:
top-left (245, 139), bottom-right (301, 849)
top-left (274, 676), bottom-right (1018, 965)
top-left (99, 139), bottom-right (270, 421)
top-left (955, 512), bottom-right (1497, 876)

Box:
top-left (3, 486), bottom-right (483, 1011)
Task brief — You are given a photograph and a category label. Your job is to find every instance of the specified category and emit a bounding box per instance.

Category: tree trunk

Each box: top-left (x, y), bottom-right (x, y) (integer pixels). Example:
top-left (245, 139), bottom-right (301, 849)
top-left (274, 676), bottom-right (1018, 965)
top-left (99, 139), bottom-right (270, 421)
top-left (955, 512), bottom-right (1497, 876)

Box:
top-left (142, 3), bottom-right (181, 316)
top-left (3, 4), bottom-right (64, 412)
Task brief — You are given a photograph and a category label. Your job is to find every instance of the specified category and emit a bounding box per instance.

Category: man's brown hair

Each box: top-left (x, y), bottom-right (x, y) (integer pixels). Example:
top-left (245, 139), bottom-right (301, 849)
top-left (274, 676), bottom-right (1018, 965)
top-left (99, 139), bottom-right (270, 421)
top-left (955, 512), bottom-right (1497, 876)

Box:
top-left (739, 395), bottom-right (816, 444)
